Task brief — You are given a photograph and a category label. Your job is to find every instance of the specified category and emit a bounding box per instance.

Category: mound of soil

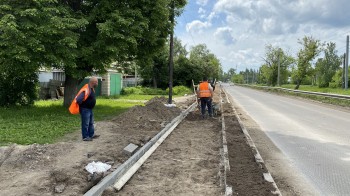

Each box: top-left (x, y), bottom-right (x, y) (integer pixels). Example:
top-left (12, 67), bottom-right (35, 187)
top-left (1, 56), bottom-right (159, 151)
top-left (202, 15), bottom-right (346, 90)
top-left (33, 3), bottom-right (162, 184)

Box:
top-left (112, 96), bottom-right (182, 133)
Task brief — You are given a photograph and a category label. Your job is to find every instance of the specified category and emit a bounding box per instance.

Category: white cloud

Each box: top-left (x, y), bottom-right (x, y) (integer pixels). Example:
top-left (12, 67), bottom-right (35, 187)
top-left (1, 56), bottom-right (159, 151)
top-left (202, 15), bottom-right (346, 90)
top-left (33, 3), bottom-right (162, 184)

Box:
top-left (198, 7), bottom-right (206, 15)
top-left (198, 7), bottom-right (206, 19)
top-left (186, 20), bottom-right (212, 34)
top-left (196, 0), bottom-right (208, 6)
top-left (214, 27), bottom-right (235, 45)
top-left (207, 12), bottom-right (217, 22)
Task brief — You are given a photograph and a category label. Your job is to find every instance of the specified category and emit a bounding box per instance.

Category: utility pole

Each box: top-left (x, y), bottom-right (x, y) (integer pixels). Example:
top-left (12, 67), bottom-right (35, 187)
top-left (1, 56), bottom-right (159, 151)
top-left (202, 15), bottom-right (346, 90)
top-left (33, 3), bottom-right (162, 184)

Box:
top-left (343, 53), bottom-right (346, 89)
top-left (168, 0), bottom-right (175, 104)
top-left (135, 64), bottom-right (137, 87)
top-left (277, 48), bottom-right (281, 86)
top-left (346, 35), bottom-right (349, 90)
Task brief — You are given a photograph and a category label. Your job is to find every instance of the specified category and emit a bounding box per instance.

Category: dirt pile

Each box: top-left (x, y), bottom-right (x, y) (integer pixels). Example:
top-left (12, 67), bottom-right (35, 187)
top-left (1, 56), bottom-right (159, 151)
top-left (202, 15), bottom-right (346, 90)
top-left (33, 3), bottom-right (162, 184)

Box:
top-left (112, 96), bottom-right (182, 133)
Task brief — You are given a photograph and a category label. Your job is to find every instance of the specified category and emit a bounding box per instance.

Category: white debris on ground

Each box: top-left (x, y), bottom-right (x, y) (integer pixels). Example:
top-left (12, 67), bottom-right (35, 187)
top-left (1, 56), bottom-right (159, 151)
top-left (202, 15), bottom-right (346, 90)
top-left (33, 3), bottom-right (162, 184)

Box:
top-left (164, 104), bottom-right (176, 107)
top-left (85, 161), bottom-right (111, 174)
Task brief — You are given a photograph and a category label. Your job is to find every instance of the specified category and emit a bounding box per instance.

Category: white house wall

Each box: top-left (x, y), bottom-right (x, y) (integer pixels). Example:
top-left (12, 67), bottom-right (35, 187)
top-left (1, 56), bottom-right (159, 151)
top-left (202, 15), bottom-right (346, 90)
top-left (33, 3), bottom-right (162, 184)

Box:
top-left (101, 73), bottom-right (110, 96)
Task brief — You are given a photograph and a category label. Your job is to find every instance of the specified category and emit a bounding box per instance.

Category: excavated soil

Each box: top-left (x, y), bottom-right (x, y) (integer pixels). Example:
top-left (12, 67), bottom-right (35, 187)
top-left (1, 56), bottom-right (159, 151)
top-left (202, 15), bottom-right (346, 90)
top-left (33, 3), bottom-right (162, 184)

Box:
top-left (0, 86), bottom-right (279, 196)
top-left (222, 102), bottom-right (276, 195)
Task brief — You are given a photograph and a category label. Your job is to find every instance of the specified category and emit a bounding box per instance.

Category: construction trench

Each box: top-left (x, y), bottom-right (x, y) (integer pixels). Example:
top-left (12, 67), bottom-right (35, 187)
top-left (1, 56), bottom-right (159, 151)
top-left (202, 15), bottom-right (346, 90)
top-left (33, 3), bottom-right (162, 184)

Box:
top-left (86, 85), bottom-right (281, 196)
top-left (0, 85), bottom-right (281, 196)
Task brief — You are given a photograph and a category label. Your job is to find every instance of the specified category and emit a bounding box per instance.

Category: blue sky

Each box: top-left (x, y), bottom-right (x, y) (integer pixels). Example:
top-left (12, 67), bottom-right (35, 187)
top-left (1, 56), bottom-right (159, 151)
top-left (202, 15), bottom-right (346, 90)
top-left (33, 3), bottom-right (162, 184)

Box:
top-left (175, 0), bottom-right (350, 72)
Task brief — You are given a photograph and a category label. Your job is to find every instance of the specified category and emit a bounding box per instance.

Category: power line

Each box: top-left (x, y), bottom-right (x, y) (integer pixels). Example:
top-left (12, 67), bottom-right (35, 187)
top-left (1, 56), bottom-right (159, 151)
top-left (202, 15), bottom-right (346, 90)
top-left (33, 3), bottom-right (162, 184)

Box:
top-left (178, 9), bottom-right (196, 46)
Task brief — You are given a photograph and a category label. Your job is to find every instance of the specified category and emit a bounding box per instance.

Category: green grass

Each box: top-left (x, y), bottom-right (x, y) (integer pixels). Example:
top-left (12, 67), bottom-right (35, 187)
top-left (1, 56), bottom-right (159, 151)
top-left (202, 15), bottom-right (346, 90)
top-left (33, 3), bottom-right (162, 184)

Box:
top-left (242, 84), bottom-right (350, 107)
top-left (0, 98), bottom-right (146, 146)
top-left (281, 84), bottom-right (350, 95)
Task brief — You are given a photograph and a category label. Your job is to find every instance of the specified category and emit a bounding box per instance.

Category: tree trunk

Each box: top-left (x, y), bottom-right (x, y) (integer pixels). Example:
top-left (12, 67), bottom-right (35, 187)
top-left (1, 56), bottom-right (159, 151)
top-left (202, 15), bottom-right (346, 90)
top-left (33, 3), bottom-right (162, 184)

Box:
top-left (295, 80), bottom-right (301, 90)
top-left (63, 74), bottom-right (80, 107)
top-left (152, 75), bottom-right (157, 88)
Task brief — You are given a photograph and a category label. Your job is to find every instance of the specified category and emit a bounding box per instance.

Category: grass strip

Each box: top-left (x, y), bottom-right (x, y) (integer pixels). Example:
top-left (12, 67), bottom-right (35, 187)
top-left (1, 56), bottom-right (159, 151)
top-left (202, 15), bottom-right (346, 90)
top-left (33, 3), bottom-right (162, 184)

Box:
top-left (0, 97), bottom-right (147, 146)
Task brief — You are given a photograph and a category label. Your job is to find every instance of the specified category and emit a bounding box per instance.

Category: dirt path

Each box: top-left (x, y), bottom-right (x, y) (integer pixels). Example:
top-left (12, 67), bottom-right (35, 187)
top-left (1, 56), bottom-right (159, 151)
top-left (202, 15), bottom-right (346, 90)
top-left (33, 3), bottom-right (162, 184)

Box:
top-left (102, 86), bottom-right (278, 196)
top-left (112, 113), bottom-right (222, 196)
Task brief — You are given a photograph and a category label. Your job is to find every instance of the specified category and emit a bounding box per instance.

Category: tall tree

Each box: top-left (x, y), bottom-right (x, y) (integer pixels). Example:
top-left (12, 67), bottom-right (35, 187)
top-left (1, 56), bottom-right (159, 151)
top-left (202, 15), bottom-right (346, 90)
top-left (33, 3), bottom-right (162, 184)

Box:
top-left (261, 45), bottom-right (294, 86)
top-left (61, 0), bottom-right (175, 106)
top-left (315, 42), bottom-right (341, 87)
top-left (294, 36), bottom-right (321, 89)
top-left (189, 44), bottom-right (221, 80)
top-left (0, 0), bottom-right (85, 106)
top-left (138, 1), bottom-right (187, 89)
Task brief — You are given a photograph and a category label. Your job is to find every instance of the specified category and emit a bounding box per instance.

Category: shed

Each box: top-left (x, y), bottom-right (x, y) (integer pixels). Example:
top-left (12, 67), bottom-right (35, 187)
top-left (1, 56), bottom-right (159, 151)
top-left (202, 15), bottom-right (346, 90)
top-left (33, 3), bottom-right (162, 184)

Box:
top-left (101, 71), bottom-right (123, 96)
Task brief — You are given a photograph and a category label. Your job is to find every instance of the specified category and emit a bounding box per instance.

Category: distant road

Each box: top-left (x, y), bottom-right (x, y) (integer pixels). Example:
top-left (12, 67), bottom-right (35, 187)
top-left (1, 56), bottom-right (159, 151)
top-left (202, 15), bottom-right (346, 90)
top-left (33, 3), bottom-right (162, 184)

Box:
top-left (224, 84), bottom-right (350, 196)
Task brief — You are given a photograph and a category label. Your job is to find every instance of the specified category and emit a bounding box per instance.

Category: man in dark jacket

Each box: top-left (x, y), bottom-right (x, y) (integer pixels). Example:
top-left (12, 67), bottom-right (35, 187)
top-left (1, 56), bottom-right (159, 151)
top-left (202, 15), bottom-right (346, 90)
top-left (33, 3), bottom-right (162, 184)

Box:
top-left (76, 77), bottom-right (99, 141)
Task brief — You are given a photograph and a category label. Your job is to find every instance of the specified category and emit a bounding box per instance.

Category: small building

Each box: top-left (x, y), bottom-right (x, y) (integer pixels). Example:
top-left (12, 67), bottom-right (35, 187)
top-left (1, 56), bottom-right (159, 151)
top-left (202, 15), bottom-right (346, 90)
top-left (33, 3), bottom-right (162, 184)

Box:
top-left (101, 70), bottom-right (123, 96)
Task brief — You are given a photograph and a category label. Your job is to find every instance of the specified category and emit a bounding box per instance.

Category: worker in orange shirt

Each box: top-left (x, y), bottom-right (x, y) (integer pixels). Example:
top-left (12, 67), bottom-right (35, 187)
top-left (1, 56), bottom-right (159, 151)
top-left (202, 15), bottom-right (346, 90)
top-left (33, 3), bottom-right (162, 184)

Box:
top-left (197, 76), bottom-right (214, 118)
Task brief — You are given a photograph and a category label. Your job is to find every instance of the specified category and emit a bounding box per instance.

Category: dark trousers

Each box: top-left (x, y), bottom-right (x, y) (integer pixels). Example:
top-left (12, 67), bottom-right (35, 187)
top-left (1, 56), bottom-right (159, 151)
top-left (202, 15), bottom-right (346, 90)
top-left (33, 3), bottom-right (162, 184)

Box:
top-left (80, 107), bottom-right (95, 139)
top-left (200, 97), bottom-right (212, 116)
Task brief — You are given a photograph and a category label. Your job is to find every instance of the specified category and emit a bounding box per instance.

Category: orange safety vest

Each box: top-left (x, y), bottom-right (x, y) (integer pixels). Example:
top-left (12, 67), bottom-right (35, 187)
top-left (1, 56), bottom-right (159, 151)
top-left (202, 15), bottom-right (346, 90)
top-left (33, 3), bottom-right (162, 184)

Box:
top-left (198, 81), bottom-right (212, 98)
top-left (69, 84), bottom-right (90, 115)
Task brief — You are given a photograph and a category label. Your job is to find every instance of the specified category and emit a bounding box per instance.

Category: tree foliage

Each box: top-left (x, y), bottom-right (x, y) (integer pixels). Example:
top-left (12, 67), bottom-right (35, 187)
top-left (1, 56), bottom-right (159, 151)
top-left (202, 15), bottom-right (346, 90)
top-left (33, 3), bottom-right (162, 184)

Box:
top-left (315, 42), bottom-right (342, 87)
top-left (0, 0), bottom-right (85, 106)
top-left (294, 36), bottom-right (321, 89)
top-left (221, 68), bottom-right (236, 82)
top-left (0, 0), bottom-right (186, 106)
top-left (260, 45), bottom-right (294, 86)
top-left (61, 0), bottom-right (178, 106)
top-left (140, 40), bottom-right (222, 88)
top-left (189, 44), bottom-right (221, 81)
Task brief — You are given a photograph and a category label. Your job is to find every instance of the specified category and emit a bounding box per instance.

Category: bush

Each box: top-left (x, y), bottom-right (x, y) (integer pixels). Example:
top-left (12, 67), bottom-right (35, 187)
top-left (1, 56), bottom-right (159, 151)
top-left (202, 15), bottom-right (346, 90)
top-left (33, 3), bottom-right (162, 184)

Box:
top-left (121, 86), bottom-right (192, 96)
top-left (121, 86), bottom-right (166, 95)
top-left (166, 85), bottom-right (192, 95)
top-left (121, 86), bottom-right (143, 95)
top-left (0, 71), bottom-right (38, 107)
top-left (329, 82), bottom-right (339, 88)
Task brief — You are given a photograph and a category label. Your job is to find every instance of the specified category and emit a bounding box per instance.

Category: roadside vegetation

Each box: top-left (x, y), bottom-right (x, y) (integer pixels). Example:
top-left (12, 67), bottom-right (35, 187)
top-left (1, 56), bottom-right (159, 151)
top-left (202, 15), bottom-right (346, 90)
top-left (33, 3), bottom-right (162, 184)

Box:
top-left (121, 85), bottom-right (193, 96)
top-left (0, 96), bottom-right (149, 145)
top-left (0, 98), bottom-right (141, 146)
top-left (242, 84), bottom-right (350, 108)
top-left (281, 84), bottom-right (350, 95)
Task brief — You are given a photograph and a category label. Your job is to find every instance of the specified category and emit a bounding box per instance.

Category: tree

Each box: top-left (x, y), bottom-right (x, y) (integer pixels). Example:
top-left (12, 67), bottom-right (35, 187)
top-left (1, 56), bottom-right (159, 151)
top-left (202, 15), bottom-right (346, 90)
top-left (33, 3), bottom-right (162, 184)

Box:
top-left (315, 42), bottom-right (341, 87)
top-left (294, 36), bottom-right (321, 89)
top-left (329, 69), bottom-right (343, 88)
top-left (174, 37), bottom-right (188, 59)
top-left (259, 64), bottom-right (272, 85)
top-left (138, 1), bottom-right (187, 89)
top-left (189, 44), bottom-right (221, 80)
top-left (139, 37), bottom-right (189, 88)
top-left (261, 45), bottom-right (294, 86)
top-left (221, 68), bottom-right (236, 82)
top-left (174, 55), bottom-right (202, 86)
top-left (0, 0), bottom-right (85, 106)
top-left (232, 72), bottom-right (244, 84)
top-left (61, 0), bottom-right (177, 106)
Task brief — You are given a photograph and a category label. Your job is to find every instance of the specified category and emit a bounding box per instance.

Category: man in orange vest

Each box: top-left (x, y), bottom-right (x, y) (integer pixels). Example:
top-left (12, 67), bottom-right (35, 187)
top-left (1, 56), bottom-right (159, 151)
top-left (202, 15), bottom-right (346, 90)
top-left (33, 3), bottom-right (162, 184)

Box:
top-left (72, 77), bottom-right (99, 141)
top-left (197, 76), bottom-right (214, 118)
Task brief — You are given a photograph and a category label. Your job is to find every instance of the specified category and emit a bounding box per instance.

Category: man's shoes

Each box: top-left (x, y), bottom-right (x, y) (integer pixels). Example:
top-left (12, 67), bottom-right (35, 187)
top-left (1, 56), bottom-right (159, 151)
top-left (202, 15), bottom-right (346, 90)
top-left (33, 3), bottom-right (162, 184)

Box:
top-left (83, 137), bottom-right (92, 141)
top-left (92, 134), bottom-right (100, 139)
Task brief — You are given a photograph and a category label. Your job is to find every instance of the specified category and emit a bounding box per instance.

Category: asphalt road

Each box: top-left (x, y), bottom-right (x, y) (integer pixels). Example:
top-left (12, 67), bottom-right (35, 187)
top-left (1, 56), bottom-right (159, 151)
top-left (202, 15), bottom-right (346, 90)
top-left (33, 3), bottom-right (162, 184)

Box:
top-left (224, 84), bottom-right (350, 196)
